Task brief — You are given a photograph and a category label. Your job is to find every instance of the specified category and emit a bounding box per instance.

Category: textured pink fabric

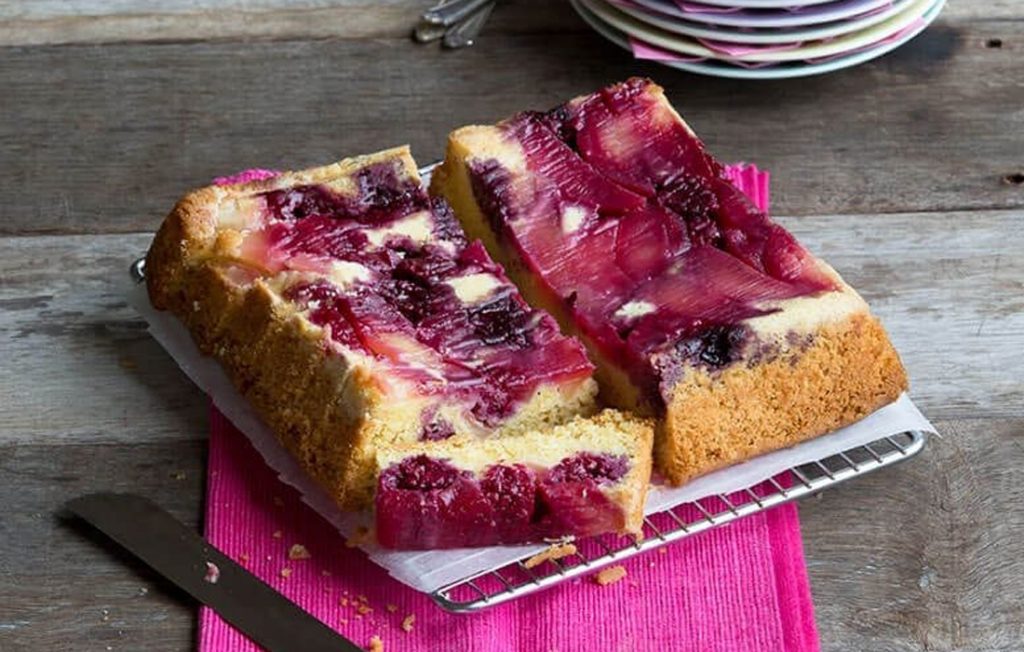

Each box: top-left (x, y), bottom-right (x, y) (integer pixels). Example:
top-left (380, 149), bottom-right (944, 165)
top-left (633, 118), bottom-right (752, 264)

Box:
top-left (198, 164), bottom-right (820, 652)
top-left (199, 410), bottom-right (819, 652)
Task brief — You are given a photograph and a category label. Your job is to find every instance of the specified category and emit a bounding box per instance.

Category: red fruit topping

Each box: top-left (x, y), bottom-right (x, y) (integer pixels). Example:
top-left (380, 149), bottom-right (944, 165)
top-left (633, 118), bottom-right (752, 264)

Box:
top-left (375, 455), bottom-right (629, 549)
top-left (260, 160), bottom-right (427, 223)
top-left (387, 455), bottom-right (464, 491)
top-left (284, 281), bottom-right (365, 352)
top-left (481, 464), bottom-right (537, 539)
top-left (466, 79), bottom-right (837, 408)
top-left (534, 480), bottom-right (625, 536)
top-left (506, 111), bottom-right (646, 216)
top-left (243, 164), bottom-right (592, 427)
top-left (376, 456), bottom-right (494, 549)
top-left (547, 452), bottom-right (629, 485)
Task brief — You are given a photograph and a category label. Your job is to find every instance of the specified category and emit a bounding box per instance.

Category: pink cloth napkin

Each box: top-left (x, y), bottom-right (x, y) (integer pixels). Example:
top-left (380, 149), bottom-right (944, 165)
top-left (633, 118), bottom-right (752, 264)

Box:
top-left (198, 164), bottom-right (820, 652)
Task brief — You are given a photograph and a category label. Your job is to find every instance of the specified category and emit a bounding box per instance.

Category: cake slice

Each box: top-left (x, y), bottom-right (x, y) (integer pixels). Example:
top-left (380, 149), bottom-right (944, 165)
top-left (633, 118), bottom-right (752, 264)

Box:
top-left (431, 78), bottom-right (908, 485)
top-left (375, 411), bottom-right (652, 549)
top-left (146, 147), bottom-right (606, 512)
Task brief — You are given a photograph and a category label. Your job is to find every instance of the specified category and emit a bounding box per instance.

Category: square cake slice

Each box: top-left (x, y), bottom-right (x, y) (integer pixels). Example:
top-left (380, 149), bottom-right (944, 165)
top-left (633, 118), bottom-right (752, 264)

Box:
top-left (146, 147), bottom-right (607, 512)
top-left (375, 411), bottom-right (652, 549)
top-left (431, 79), bottom-right (909, 485)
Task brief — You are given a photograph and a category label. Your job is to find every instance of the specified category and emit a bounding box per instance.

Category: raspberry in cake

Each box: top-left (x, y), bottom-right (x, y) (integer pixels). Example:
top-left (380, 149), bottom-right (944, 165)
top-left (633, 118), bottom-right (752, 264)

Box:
top-left (374, 411), bottom-right (652, 549)
top-left (431, 78), bottom-right (908, 485)
top-left (146, 147), bottom-right (607, 511)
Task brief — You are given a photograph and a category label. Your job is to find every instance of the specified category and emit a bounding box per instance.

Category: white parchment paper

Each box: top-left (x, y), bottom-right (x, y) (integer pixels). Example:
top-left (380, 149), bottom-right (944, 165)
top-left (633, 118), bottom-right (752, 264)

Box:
top-left (130, 284), bottom-right (936, 593)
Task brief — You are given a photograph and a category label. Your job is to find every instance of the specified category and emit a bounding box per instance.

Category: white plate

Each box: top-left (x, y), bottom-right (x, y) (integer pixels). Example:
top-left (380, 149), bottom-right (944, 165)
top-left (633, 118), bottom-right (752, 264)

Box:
top-left (572, 0), bottom-right (945, 79)
top-left (613, 0), bottom-right (915, 45)
top-left (630, 0), bottom-right (897, 28)
top-left (582, 0), bottom-right (934, 62)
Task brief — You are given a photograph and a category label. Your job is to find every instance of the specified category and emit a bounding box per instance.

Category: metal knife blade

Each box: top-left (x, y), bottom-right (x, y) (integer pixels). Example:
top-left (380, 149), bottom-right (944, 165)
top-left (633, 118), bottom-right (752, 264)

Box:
top-left (67, 492), bottom-right (362, 652)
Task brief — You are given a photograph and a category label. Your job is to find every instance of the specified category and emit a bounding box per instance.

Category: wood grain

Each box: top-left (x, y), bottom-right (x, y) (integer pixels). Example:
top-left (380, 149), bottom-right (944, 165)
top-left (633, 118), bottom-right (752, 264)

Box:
top-left (1, 21), bottom-right (1022, 236)
top-left (0, 234), bottom-right (206, 446)
top-left (0, 0), bottom-right (1015, 46)
top-left (0, 0), bottom-right (583, 46)
top-left (805, 417), bottom-right (1024, 651)
top-left (0, 439), bottom-right (205, 652)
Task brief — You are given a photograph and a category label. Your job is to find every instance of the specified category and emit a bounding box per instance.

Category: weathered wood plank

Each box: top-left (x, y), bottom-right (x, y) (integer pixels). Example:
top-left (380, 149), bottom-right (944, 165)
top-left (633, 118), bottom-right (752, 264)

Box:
top-left (0, 439), bottom-right (205, 652)
top-left (1, 21), bottom-right (1022, 235)
top-left (804, 417), bottom-right (1024, 651)
top-left (0, 0), bottom-right (1016, 46)
top-left (0, 417), bottom-right (1019, 651)
top-left (0, 233), bottom-right (207, 445)
top-left (0, 0), bottom-right (582, 46)
top-left (1, 209), bottom-right (1019, 447)
top-left (779, 209), bottom-right (1024, 420)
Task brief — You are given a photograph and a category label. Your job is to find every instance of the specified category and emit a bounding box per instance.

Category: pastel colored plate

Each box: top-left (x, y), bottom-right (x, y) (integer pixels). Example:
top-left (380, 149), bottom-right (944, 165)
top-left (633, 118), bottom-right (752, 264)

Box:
top-left (681, 0), bottom-right (837, 7)
top-left (581, 0), bottom-right (934, 62)
top-left (571, 0), bottom-right (945, 79)
top-left (613, 0), bottom-right (914, 44)
top-left (630, 0), bottom-right (897, 28)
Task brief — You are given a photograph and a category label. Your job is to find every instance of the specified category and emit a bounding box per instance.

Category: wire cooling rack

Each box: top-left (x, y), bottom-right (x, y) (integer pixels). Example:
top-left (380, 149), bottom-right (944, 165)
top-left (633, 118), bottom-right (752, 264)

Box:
top-left (130, 258), bottom-right (927, 614)
top-left (431, 430), bottom-right (927, 613)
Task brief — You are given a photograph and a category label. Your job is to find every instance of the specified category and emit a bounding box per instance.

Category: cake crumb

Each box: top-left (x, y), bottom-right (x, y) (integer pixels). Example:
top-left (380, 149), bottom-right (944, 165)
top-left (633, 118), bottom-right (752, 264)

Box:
top-left (346, 526), bottom-right (374, 548)
top-left (356, 603), bottom-right (373, 616)
top-left (272, 496), bottom-right (285, 507)
top-left (357, 594), bottom-right (368, 603)
top-left (239, 553), bottom-right (250, 563)
top-left (658, 548), bottom-right (667, 555)
top-left (272, 530), bottom-right (282, 539)
top-left (322, 569), bottom-right (332, 577)
top-left (288, 544), bottom-right (311, 560)
top-left (280, 568), bottom-right (292, 579)
top-left (203, 562), bottom-right (220, 584)
top-left (170, 471), bottom-right (187, 481)
top-left (367, 635), bottom-right (384, 652)
top-left (340, 597), bottom-right (349, 607)
top-left (401, 614), bottom-right (415, 633)
top-left (524, 542), bottom-right (578, 569)
top-left (385, 604), bottom-right (398, 613)
top-left (593, 565), bottom-right (627, 586)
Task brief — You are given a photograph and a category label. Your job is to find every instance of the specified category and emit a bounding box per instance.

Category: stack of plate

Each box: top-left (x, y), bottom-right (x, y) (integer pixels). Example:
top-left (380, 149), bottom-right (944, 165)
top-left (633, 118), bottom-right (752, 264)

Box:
top-left (571, 0), bottom-right (946, 79)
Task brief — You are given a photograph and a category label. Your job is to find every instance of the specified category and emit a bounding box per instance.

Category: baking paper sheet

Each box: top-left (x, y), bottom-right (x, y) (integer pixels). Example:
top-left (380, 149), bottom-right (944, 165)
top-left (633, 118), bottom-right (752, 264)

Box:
top-left (129, 284), bottom-right (936, 593)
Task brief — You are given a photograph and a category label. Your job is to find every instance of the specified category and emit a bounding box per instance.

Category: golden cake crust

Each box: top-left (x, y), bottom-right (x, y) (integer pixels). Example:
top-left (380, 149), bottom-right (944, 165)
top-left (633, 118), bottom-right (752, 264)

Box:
top-left (658, 312), bottom-right (907, 484)
top-left (146, 156), bottom-right (398, 509)
top-left (433, 119), bottom-right (909, 488)
top-left (146, 147), bottom-right (602, 511)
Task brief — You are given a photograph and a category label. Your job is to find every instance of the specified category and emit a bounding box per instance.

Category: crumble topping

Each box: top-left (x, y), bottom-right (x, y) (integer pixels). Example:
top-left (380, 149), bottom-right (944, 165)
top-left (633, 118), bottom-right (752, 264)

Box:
top-left (524, 542), bottom-right (578, 569)
top-left (593, 565), bottom-right (627, 586)
top-left (288, 543), bottom-right (311, 560)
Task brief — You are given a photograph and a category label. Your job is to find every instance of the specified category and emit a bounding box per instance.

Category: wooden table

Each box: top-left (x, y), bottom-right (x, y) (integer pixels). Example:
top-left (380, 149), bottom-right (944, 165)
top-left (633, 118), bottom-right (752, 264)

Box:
top-left (1, 1), bottom-right (1021, 650)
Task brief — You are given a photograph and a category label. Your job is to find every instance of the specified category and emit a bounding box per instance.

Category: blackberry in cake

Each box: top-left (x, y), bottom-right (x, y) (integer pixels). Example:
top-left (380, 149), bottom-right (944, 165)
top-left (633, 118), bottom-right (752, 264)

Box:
top-left (146, 147), bottom-right (625, 517)
top-left (375, 410), bottom-right (652, 549)
top-left (431, 78), bottom-right (908, 485)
